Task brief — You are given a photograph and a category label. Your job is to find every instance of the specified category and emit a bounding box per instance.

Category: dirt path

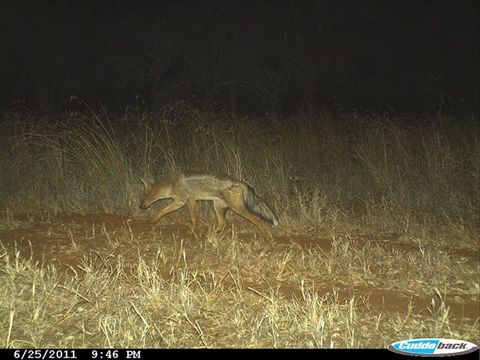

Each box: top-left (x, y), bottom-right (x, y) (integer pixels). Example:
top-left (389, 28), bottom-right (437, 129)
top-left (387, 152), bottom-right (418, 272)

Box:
top-left (1, 212), bottom-right (478, 325)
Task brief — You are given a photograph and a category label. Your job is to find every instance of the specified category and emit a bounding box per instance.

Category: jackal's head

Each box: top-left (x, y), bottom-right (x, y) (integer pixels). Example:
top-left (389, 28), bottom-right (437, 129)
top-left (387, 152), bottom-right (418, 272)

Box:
top-left (139, 178), bottom-right (170, 209)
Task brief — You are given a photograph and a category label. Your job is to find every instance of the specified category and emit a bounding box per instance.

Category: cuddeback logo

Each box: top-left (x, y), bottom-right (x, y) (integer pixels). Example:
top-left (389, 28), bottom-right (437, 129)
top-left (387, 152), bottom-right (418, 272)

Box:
top-left (389, 338), bottom-right (478, 357)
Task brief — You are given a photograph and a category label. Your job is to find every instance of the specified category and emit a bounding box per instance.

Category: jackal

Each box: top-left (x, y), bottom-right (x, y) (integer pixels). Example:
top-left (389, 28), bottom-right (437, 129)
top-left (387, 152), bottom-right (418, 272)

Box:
top-left (140, 170), bottom-right (278, 237)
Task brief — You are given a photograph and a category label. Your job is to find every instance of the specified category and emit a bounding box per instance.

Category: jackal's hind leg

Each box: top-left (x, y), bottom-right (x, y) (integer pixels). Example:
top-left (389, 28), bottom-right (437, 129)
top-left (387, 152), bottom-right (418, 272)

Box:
top-left (185, 198), bottom-right (198, 233)
top-left (227, 198), bottom-right (269, 238)
top-left (213, 200), bottom-right (228, 232)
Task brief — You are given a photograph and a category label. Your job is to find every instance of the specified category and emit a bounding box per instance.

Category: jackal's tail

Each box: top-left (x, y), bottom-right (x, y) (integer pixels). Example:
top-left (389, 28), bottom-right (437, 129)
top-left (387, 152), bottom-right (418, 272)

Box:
top-left (243, 186), bottom-right (279, 226)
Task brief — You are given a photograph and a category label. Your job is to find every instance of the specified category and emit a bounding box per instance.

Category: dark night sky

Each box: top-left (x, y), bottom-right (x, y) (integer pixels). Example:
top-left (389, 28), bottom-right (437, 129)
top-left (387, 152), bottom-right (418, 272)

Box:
top-left (0, 0), bottom-right (478, 115)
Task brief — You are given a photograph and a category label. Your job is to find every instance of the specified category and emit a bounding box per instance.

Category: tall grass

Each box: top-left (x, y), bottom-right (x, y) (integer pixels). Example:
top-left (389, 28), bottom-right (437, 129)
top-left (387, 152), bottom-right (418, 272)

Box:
top-left (0, 107), bottom-right (478, 242)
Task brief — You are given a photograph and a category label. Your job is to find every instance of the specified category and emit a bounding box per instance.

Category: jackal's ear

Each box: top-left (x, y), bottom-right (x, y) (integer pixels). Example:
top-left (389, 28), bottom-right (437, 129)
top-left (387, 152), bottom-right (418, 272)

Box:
top-left (140, 178), bottom-right (151, 190)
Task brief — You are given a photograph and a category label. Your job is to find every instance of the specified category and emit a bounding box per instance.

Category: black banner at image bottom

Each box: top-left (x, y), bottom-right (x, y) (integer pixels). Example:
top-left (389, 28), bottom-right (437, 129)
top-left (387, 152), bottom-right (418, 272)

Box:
top-left (3, 349), bottom-right (480, 360)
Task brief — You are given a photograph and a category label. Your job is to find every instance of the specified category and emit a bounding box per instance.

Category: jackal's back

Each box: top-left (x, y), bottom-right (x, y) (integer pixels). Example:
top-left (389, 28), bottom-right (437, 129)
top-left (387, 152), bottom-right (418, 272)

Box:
top-left (172, 171), bottom-right (238, 200)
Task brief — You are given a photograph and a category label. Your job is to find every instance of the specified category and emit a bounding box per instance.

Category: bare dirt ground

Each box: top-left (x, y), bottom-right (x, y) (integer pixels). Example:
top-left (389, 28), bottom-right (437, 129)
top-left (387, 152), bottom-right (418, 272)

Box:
top-left (0, 214), bottom-right (480, 325)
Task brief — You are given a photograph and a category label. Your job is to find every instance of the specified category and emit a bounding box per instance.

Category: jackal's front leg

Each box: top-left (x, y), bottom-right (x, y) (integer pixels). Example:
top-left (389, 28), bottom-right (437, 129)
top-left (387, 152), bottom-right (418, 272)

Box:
top-left (154, 200), bottom-right (185, 221)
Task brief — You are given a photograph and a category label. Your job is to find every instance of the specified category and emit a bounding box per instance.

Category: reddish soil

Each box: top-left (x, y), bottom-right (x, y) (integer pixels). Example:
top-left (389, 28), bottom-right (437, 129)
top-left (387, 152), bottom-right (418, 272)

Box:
top-left (1, 212), bottom-right (478, 325)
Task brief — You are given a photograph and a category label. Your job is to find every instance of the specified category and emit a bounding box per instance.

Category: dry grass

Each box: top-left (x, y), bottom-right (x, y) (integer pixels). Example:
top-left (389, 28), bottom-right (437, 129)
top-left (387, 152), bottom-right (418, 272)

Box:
top-left (0, 107), bottom-right (478, 347)
top-left (0, 218), bottom-right (478, 348)
top-left (1, 108), bottom-right (478, 241)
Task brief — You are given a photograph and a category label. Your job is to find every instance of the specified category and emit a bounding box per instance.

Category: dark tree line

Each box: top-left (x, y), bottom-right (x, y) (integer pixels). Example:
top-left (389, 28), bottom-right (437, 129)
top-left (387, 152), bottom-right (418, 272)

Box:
top-left (0, 1), bottom-right (478, 115)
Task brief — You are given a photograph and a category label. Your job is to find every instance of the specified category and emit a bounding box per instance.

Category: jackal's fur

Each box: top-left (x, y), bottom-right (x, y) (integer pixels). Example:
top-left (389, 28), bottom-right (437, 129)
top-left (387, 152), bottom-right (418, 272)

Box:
top-left (140, 170), bottom-right (278, 237)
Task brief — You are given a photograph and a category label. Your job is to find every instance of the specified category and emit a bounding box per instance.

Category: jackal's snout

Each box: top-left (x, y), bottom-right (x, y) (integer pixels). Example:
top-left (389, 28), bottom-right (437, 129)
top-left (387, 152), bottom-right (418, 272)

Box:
top-left (139, 200), bottom-right (151, 210)
top-left (139, 178), bottom-right (154, 210)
